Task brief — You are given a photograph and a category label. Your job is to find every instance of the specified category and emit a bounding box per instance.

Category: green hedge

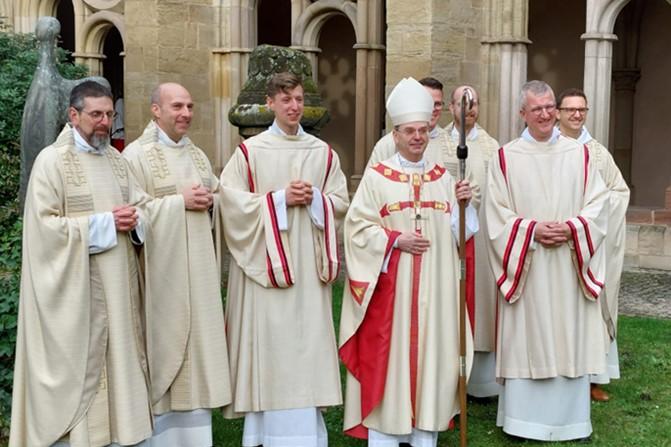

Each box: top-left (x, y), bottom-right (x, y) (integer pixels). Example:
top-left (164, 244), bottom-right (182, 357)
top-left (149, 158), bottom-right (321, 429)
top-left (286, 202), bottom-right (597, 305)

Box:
top-left (0, 31), bottom-right (88, 437)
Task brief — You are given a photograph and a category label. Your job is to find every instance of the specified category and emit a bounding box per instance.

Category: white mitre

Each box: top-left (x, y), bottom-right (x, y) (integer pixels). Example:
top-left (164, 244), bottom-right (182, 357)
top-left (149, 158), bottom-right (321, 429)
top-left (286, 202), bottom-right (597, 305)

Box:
top-left (386, 77), bottom-right (433, 126)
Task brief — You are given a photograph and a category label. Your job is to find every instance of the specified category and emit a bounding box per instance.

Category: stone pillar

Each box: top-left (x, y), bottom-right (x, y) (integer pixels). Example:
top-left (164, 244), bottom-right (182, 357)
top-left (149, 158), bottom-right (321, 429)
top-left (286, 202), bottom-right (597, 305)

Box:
top-left (481, 0), bottom-right (530, 144)
top-left (611, 68), bottom-right (639, 192)
top-left (352, 43), bottom-right (384, 187)
top-left (212, 0), bottom-right (256, 170)
top-left (582, 32), bottom-right (618, 147)
top-left (350, 0), bottom-right (384, 189)
top-left (73, 52), bottom-right (106, 75)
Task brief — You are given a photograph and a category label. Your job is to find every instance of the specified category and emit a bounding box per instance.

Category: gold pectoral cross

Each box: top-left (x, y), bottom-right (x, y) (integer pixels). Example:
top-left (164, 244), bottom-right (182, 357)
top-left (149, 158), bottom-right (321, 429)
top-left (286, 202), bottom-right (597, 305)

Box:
top-left (411, 174), bottom-right (425, 234)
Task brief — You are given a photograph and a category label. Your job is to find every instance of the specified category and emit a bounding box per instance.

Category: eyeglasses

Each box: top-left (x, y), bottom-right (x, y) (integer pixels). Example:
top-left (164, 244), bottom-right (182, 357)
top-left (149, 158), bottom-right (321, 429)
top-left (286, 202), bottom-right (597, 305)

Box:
top-left (80, 110), bottom-right (117, 121)
top-left (396, 126), bottom-right (429, 138)
top-left (558, 107), bottom-right (589, 115)
top-left (433, 101), bottom-right (445, 109)
top-left (527, 104), bottom-right (556, 116)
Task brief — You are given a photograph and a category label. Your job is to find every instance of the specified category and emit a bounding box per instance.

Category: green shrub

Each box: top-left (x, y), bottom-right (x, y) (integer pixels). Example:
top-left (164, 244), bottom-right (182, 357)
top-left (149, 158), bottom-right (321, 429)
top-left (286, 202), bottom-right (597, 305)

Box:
top-left (0, 30), bottom-right (88, 437)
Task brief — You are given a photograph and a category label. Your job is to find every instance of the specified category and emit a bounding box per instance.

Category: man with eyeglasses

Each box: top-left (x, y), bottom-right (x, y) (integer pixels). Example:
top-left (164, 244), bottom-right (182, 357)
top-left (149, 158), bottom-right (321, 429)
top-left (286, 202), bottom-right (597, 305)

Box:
top-left (556, 88), bottom-right (630, 404)
top-left (340, 77), bottom-right (477, 446)
top-left (485, 80), bottom-right (611, 441)
top-left (123, 82), bottom-right (232, 446)
top-left (444, 85), bottom-right (501, 398)
top-left (10, 80), bottom-right (156, 446)
top-left (365, 77), bottom-right (450, 168)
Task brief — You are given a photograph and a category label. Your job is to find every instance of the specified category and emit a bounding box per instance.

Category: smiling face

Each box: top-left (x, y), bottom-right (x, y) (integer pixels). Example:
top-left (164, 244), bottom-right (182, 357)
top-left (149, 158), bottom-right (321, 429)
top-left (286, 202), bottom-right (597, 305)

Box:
top-left (426, 87), bottom-right (444, 130)
top-left (520, 90), bottom-right (557, 142)
top-left (69, 96), bottom-right (114, 150)
top-left (266, 85), bottom-right (305, 135)
top-left (152, 83), bottom-right (193, 142)
top-left (556, 95), bottom-right (588, 138)
top-left (393, 121), bottom-right (430, 162)
top-left (449, 85), bottom-right (480, 132)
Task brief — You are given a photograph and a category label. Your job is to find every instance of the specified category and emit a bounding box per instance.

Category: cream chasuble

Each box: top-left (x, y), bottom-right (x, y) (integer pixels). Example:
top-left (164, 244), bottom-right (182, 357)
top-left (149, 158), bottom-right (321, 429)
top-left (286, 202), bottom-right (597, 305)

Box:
top-left (485, 135), bottom-right (610, 380)
top-left (123, 121), bottom-right (231, 415)
top-left (10, 125), bottom-right (153, 447)
top-left (339, 156), bottom-right (473, 439)
top-left (219, 129), bottom-right (348, 416)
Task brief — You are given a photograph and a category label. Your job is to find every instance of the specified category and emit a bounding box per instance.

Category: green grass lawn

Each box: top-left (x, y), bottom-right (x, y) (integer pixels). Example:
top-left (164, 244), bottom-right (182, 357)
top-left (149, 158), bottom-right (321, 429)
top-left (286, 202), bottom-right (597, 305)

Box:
top-left (212, 283), bottom-right (671, 446)
top-left (1, 286), bottom-right (669, 447)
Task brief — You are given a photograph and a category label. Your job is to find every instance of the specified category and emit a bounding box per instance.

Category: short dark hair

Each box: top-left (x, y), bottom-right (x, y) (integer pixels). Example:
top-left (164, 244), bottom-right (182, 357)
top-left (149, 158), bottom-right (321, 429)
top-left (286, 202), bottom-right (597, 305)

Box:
top-left (70, 80), bottom-right (113, 110)
top-left (418, 77), bottom-right (443, 91)
top-left (266, 72), bottom-right (303, 98)
top-left (556, 88), bottom-right (588, 108)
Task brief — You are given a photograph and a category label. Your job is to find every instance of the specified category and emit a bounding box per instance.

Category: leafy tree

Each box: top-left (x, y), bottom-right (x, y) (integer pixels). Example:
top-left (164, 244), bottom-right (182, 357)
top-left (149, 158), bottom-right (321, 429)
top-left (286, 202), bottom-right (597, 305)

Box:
top-left (0, 30), bottom-right (88, 437)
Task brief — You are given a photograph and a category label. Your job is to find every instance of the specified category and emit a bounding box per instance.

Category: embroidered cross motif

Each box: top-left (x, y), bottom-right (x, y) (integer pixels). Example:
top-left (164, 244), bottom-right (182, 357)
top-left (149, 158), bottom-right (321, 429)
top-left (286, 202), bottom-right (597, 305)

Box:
top-left (105, 152), bottom-right (128, 180)
top-left (147, 147), bottom-right (170, 179)
top-left (188, 146), bottom-right (210, 184)
top-left (62, 151), bottom-right (86, 186)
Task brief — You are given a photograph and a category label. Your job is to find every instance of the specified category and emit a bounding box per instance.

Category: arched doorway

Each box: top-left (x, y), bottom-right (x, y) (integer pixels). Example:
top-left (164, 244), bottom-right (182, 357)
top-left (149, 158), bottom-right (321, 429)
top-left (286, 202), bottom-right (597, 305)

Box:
top-left (613, 0), bottom-right (671, 207)
top-left (55, 0), bottom-right (75, 61)
top-left (317, 14), bottom-right (356, 187)
top-left (527, 0), bottom-right (585, 96)
top-left (101, 25), bottom-right (124, 148)
top-left (257, 0), bottom-right (291, 46)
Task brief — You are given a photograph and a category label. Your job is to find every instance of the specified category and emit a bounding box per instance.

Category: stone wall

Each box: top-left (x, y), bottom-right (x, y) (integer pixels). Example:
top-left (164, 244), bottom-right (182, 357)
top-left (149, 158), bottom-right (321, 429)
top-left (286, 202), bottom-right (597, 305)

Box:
top-left (386, 0), bottom-right (488, 130)
top-left (124, 0), bottom-right (218, 161)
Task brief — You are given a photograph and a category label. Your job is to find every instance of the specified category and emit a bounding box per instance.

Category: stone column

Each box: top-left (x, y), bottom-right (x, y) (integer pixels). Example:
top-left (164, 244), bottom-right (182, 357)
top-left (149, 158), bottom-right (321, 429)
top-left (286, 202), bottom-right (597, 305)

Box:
top-left (611, 68), bottom-right (639, 191)
top-left (212, 0), bottom-right (256, 169)
top-left (582, 32), bottom-right (618, 147)
top-left (481, 0), bottom-right (530, 144)
top-left (73, 52), bottom-right (106, 75)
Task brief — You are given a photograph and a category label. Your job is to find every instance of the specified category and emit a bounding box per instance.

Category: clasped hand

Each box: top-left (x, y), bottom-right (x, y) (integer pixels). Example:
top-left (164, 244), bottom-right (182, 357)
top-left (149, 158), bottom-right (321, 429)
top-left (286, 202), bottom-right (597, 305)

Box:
top-left (182, 183), bottom-right (213, 211)
top-left (113, 205), bottom-right (138, 232)
top-left (286, 180), bottom-right (313, 206)
top-left (534, 221), bottom-right (571, 247)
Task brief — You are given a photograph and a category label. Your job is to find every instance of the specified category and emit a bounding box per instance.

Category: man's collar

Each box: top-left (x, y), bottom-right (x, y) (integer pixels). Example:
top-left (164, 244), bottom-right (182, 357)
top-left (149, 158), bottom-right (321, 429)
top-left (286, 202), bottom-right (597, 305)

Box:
top-left (269, 119), bottom-right (306, 137)
top-left (396, 152), bottom-right (426, 169)
top-left (448, 122), bottom-right (478, 141)
top-left (72, 126), bottom-right (104, 155)
top-left (521, 126), bottom-right (560, 144)
top-left (156, 124), bottom-right (188, 147)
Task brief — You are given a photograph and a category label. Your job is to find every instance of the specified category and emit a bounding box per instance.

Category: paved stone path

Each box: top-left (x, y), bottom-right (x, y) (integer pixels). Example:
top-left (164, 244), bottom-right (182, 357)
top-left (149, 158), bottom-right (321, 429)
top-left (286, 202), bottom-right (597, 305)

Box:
top-left (619, 268), bottom-right (671, 319)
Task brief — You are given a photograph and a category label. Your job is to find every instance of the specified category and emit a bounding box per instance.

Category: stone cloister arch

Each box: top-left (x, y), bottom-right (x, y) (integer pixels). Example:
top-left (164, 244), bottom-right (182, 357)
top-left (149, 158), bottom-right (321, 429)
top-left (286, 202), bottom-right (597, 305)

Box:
top-left (74, 10), bottom-right (124, 75)
top-left (582, 0), bottom-right (632, 147)
top-left (213, 0), bottom-right (384, 183)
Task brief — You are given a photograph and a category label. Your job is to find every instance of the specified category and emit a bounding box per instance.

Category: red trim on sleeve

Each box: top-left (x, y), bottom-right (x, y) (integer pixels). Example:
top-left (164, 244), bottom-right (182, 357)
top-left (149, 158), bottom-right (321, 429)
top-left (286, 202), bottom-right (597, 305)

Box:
top-left (322, 145), bottom-right (334, 189)
top-left (583, 144), bottom-right (589, 194)
top-left (497, 218), bottom-right (522, 287)
top-left (266, 252), bottom-right (279, 288)
top-left (239, 143), bottom-right (255, 193)
top-left (567, 220), bottom-right (600, 298)
top-left (265, 192), bottom-right (293, 286)
top-left (504, 220), bottom-right (536, 301)
top-left (576, 215), bottom-right (595, 256)
top-left (322, 192), bottom-right (334, 283)
top-left (498, 147), bottom-right (507, 184)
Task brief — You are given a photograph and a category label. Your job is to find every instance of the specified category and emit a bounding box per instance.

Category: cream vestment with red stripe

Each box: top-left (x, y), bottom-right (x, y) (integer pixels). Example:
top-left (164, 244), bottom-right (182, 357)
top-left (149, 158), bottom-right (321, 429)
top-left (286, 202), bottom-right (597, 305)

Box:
top-left (219, 129), bottom-right (348, 416)
top-left (485, 135), bottom-right (610, 380)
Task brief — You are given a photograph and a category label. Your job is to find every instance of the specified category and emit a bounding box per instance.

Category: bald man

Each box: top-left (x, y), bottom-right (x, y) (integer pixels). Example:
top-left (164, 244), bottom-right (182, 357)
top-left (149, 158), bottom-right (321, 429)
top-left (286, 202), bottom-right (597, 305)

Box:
top-left (124, 83), bottom-right (232, 446)
top-left (442, 85), bottom-right (501, 398)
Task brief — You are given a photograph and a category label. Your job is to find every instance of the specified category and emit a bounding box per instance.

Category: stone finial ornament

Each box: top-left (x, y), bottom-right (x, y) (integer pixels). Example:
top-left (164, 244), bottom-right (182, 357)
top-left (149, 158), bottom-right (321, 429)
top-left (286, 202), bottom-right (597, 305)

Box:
top-left (228, 45), bottom-right (329, 138)
top-left (19, 16), bottom-right (111, 208)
